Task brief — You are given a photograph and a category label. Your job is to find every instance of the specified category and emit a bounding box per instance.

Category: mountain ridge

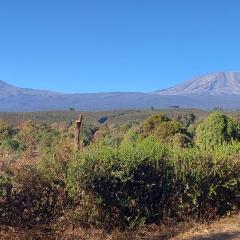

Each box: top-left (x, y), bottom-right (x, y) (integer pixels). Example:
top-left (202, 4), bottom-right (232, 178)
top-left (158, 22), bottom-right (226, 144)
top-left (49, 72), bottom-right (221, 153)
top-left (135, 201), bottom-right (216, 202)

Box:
top-left (154, 71), bottom-right (240, 96)
top-left (1, 72), bottom-right (240, 111)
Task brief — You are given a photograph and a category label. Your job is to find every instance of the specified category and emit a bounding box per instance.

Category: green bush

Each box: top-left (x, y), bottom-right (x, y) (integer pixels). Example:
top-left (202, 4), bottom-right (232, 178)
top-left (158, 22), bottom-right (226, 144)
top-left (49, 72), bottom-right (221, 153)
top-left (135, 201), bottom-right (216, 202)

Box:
top-left (154, 121), bottom-right (183, 141)
top-left (195, 112), bottom-right (240, 150)
top-left (171, 133), bottom-right (192, 148)
top-left (1, 113), bottom-right (240, 230)
top-left (1, 139), bottom-right (24, 153)
top-left (177, 113), bottom-right (196, 127)
top-left (67, 137), bottom-right (171, 227)
top-left (67, 137), bottom-right (240, 228)
top-left (142, 114), bottom-right (170, 137)
top-left (169, 146), bottom-right (240, 218)
top-left (0, 173), bottom-right (11, 198)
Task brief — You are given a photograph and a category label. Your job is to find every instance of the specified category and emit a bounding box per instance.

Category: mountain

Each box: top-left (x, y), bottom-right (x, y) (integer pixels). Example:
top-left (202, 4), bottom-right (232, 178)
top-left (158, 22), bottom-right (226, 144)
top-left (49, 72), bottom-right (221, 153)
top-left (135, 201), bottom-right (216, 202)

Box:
top-left (0, 80), bottom-right (164, 111)
top-left (0, 80), bottom-right (62, 97)
top-left (154, 72), bottom-right (240, 96)
top-left (2, 72), bottom-right (240, 111)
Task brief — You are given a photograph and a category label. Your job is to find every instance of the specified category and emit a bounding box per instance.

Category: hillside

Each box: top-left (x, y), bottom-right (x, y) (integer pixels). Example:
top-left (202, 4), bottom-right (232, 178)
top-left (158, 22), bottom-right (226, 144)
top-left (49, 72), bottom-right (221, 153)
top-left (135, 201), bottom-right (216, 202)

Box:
top-left (2, 72), bottom-right (240, 111)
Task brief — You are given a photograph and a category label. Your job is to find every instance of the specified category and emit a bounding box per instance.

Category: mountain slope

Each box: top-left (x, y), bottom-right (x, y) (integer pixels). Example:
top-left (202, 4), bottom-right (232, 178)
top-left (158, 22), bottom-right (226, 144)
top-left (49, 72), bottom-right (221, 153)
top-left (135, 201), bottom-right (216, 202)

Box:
top-left (2, 72), bottom-right (240, 111)
top-left (154, 72), bottom-right (240, 96)
top-left (0, 80), bottom-right (165, 111)
top-left (0, 80), bottom-right (62, 97)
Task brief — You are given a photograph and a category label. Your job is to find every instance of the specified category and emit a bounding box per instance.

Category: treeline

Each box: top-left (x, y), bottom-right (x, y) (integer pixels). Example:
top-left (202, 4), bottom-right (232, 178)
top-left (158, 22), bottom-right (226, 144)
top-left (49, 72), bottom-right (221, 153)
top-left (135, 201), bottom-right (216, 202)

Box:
top-left (0, 112), bottom-right (239, 230)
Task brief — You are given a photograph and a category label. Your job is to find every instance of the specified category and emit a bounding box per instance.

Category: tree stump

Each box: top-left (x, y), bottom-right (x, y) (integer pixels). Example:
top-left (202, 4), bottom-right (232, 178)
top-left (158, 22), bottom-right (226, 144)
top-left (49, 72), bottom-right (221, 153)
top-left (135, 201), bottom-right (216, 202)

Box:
top-left (75, 114), bottom-right (83, 150)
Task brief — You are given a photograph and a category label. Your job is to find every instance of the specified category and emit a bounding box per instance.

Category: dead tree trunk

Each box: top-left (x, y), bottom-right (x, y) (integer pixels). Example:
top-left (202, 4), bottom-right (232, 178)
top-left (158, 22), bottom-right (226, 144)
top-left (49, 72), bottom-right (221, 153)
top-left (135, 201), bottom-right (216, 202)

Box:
top-left (75, 114), bottom-right (83, 150)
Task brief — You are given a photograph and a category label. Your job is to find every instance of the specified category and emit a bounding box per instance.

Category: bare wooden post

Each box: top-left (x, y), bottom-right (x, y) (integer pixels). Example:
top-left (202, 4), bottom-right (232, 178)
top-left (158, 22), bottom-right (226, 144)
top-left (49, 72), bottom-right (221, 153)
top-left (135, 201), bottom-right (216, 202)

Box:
top-left (75, 114), bottom-right (83, 150)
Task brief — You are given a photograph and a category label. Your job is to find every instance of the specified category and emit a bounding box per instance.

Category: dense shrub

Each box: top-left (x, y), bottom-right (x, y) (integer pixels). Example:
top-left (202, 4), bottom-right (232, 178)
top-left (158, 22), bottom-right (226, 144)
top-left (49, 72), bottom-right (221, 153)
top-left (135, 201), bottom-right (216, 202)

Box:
top-left (196, 112), bottom-right (240, 150)
top-left (67, 137), bottom-right (240, 228)
top-left (177, 113), bottom-right (196, 127)
top-left (169, 147), bottom-right (240, 218)
top-left (81, 124), bottom-right (99, 145)
top-left (98, 116), bottom-right (108, 124)
top-left (38, 124), bottom-right (60, 156)
top-left (142, 114), bottom-right (170, 137)
top-left (0, 120), bottom-right (14, 142)
top-left (67, 137), bottom-right (172, 228)
top-left (121, 129), bottom-right (140, 146)
top-left (1, 139), bottom-right (24, 154)
top-left (154, 121), bottom-right (183, 141)
top-left (0, 167), bottom-right (69, 227)
top-left (171, 133), bottom-right (192, 148)
top-left (0, 173), bottom-right (11, 198)
top-left (1, 112), bottom-right (240, 230)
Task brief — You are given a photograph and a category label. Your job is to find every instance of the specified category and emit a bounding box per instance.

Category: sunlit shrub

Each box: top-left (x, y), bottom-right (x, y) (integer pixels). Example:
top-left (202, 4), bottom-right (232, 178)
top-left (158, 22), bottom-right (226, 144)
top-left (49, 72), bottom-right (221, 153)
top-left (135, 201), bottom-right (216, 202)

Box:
top-left (67, 137), bottom-right (240, 228)
top-left (196, 112), bottom-right (240, 150)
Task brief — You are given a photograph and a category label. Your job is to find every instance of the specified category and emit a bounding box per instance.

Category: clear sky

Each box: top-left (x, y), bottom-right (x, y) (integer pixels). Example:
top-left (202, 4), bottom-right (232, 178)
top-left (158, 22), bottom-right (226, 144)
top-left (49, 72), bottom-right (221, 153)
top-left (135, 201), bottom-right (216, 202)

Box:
top-left (1, 0), bottom-right (240, 93)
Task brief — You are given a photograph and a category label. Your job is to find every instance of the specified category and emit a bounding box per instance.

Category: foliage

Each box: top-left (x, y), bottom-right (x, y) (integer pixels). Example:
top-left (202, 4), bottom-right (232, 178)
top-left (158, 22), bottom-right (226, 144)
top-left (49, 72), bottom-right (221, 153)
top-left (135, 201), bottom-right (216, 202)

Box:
top-left (1, 139), bottom-right (24, 153)
top-left (0, 166), bottom-right (69, 227)
top-left (0, 173), bottom-right (11, 198)
top-left (154, 120), bottom-right (183, 141)
top-left (0, 111), bottom-right (240, 231)
top-left (142, 114), bottom-right (170, 137)
top-left (171, 133), bottom-right (192, 148)
top-left (67, 137), bottom-right (240, 228)
top-left (81, 124), bottom-right (99, 145)
top-left (195, 112), bottom-right (240, 150)
top-left (98, 116), bottom-right (108, 124)
top-left (177, 113), bottom-right (196, 127)
top-left (0, 120), bottom-right (17, 142)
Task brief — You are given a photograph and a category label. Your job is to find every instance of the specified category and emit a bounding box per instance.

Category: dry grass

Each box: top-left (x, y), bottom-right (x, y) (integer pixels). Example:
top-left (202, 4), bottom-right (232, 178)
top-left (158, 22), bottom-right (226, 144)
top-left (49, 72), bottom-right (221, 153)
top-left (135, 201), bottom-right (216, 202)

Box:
top-left (171, 213), bottom-right (240, 240)
top-left (1, 214), bottom-right (239, 240)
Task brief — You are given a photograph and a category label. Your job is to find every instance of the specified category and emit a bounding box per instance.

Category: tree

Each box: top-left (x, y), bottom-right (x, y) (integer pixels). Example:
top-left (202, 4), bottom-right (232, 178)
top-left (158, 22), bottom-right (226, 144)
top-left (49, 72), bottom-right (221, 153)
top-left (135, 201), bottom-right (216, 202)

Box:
top-left (177, 113), bottom-right (196, 127)
top-left (98, 116), bottom-right (108, 124)
top-left (195, 112), bottom-right (240, 150)
top-left (142, 114), bottom-right (170, 137)
top-left (171, 133), bottom-right (192, 148)
top-left (0, 120), bottom-right (12, 142)
top-left (154, 120), bottom-right (183, 141)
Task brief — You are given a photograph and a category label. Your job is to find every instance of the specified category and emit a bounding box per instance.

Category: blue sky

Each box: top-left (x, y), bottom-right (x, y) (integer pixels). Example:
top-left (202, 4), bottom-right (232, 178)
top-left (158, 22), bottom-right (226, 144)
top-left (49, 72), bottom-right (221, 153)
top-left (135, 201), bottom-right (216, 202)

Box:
top-left (0, 0), bottom-right (240, 93)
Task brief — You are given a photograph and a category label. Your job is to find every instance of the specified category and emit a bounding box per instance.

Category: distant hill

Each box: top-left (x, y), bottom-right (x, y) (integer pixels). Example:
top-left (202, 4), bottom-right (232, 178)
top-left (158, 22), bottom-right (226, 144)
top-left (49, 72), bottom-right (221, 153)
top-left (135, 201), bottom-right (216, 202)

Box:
top-left (2, 72), bottom-right (240, 111)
